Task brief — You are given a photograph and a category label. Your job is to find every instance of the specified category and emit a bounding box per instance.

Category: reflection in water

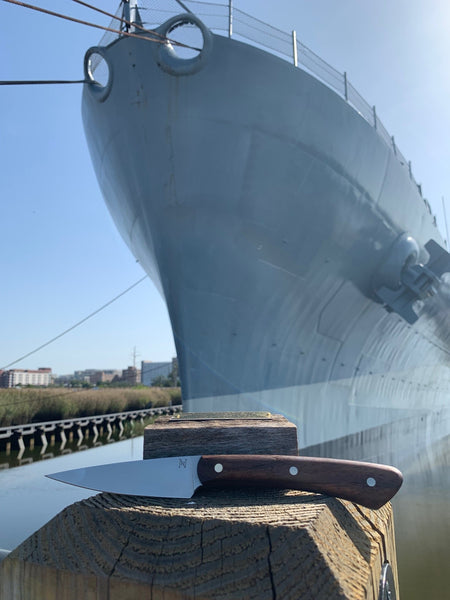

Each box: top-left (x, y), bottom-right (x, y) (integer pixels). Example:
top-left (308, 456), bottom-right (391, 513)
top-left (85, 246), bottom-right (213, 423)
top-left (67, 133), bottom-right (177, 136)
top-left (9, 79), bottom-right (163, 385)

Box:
top-left (0, 420), bottom-right (149, 470)
top-left (394, 435), bottom-right (450, 600)
top-left (0, 436), bottom-right (144, 551)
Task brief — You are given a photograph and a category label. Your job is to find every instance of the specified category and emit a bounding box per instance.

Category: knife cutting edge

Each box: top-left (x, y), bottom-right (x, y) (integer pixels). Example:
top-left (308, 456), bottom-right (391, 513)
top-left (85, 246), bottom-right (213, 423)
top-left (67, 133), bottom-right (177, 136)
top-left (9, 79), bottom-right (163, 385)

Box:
top-left (46, 455), bottom-right (403, 510)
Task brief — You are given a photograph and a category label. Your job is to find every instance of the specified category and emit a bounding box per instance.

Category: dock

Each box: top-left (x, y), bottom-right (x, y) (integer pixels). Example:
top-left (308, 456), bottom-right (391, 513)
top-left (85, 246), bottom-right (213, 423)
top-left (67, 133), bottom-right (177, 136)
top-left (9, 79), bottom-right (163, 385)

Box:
top-left (0, 405), bottom-right (181, 456)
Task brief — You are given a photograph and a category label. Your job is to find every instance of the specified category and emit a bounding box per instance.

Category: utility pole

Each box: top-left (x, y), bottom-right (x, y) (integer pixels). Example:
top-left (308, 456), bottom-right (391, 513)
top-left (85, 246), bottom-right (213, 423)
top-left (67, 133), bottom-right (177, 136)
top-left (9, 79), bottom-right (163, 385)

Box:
top-left (131, 346), bottom-right (140, 369)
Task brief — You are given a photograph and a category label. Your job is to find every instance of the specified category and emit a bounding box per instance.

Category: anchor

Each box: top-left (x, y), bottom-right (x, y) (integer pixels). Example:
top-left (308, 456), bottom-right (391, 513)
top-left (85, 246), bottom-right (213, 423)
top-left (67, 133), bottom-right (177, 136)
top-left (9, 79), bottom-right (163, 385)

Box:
top-left (373, 235), bottom-right (450, 324)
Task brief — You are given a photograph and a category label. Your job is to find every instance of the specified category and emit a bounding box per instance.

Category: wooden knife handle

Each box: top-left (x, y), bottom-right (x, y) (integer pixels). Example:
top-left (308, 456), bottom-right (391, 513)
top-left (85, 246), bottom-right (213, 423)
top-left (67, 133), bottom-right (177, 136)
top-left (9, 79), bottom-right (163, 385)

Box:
top-left (197, 455), bottom-right (403, 509)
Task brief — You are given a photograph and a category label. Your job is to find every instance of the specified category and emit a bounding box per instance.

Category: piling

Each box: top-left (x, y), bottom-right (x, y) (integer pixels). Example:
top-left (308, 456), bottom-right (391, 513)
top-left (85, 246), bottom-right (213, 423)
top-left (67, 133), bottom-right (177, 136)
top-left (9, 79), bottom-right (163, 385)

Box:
top-left (0, 412), bottom-right (400, 599)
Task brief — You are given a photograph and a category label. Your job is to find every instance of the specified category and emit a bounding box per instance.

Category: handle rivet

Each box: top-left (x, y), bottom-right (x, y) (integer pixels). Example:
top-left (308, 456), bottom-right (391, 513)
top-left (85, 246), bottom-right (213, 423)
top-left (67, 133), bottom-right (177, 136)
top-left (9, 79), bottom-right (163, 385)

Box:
top-left (366, 477), bottom-right (376, 487)
top-left (289, 466), bottom-right (298, 476)
top-left (214, 463), bottom-right (223, 473)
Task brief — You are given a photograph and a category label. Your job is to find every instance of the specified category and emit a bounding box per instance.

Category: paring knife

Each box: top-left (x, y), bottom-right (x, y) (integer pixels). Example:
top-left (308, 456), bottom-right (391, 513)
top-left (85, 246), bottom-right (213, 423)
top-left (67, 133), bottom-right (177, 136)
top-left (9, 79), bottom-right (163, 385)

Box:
top-left (47, 455), bottom-right (403, 509)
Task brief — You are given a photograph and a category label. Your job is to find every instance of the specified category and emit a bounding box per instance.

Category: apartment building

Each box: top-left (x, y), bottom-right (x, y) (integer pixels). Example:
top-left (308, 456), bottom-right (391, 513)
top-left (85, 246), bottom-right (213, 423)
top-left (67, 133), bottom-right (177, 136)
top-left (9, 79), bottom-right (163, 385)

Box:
top-left (0, 368), bottom-right (52, 388)
top-left (141, 360), bottom-right (177, 386)
top-left (121, 366), bottom-right (141, 386)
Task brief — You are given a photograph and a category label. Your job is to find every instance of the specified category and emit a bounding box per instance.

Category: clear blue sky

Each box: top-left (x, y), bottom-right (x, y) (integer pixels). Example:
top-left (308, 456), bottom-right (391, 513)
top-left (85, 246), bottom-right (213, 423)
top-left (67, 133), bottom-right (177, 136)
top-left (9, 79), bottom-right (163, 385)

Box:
top-left (1, 0), bottom-right (450, 375)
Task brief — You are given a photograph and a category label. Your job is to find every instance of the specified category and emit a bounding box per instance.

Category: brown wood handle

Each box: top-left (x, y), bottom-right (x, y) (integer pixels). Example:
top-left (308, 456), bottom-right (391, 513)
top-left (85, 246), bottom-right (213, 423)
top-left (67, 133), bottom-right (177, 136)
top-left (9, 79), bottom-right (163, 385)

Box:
top-left (197, 455), bottom-right (403, 509)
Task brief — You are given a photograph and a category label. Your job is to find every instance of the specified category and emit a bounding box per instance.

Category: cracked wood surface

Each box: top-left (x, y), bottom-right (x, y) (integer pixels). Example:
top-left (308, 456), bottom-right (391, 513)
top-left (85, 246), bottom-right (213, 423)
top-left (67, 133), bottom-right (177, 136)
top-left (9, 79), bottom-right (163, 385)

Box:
top-left (0, 490), bottom-right (397, 599)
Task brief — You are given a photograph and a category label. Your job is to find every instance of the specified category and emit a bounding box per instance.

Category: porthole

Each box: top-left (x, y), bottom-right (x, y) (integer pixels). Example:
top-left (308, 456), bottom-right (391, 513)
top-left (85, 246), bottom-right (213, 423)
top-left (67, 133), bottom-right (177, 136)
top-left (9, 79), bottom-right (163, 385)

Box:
top-left (84, 47), bottom-right (113, 101)
top-left (156, 14), bottom-right (212, 76)
top-left (167, 18), bottom-right (204, 60)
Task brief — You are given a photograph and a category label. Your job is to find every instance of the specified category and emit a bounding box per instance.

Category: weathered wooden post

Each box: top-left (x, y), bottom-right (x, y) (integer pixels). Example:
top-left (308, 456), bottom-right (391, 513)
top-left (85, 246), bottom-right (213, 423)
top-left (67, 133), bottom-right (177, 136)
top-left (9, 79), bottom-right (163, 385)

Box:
top-left (0, 413), bottom-right (400, 599)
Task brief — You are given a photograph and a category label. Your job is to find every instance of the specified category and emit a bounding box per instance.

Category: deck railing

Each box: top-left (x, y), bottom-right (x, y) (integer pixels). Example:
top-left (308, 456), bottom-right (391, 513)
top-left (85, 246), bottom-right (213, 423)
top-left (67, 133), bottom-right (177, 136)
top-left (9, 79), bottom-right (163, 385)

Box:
top-left (99, 1), bottom-right (427, 205)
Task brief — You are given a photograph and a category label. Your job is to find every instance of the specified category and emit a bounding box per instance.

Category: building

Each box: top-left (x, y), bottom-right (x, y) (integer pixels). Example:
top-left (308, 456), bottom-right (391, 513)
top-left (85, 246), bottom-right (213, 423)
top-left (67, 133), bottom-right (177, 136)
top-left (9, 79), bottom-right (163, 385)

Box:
top-left (121, 366), bottom-right (141, 386)
top-left (0, 368), bottom-right (52, 388)
top-left (88, 370), bottom-right (121, 385)
top-left (73, 369), bottom-right (100, 383)
top-left (141, 360), bottom-right (175, 386)
top-left (72, 369), bottom-right (121, 384)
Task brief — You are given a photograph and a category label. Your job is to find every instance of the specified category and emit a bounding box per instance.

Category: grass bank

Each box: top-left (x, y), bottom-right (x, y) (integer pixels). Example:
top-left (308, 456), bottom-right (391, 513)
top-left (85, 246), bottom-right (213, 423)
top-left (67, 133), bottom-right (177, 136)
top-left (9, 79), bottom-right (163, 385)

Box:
top-left (0, 387), bottom-right (181, 427)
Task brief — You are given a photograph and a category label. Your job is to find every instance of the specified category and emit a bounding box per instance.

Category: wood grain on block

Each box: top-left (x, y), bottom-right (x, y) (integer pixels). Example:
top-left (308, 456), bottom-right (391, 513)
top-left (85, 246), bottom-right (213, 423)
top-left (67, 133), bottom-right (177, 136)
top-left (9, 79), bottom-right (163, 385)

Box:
top-left (197, 455), bottom-right (403, 509)
top-left (0, 489), bottom-right (398, 599)
top-left (144, 412), bottom-right (298, 459)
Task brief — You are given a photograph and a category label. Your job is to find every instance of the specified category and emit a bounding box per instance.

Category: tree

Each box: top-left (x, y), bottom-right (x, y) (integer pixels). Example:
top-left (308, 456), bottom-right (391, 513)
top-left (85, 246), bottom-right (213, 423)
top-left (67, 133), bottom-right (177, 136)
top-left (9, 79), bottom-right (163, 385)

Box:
top-left (151, 375), bottom-right (171, 387)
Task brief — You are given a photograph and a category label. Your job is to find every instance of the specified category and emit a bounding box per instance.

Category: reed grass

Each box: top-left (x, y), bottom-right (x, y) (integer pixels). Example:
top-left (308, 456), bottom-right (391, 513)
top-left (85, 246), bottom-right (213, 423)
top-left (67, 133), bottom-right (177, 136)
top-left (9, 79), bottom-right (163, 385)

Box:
top-left (0, 387), bottom-right (181, 427)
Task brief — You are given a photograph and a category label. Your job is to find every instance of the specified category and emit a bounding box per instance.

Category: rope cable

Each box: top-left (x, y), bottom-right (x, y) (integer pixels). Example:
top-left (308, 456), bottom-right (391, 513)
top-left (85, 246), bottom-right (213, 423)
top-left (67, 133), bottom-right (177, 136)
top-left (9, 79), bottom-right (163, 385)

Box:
top-left (70, 0), bottom-right (166, 40)
top-left (3, 0), bottom-right (201, 50)
top-left (0, 79), bottom-right (87, 85)
top-left (0, 275), bottom-right (149, 371)
top-left (3, 0), bottom-right (164, 43)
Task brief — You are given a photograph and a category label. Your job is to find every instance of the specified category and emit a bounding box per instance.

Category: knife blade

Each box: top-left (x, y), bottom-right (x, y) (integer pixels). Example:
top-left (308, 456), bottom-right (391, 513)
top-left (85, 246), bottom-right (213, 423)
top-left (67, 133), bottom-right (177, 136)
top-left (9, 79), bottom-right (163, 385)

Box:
top-left (46, 455), bottom-right (403, 509)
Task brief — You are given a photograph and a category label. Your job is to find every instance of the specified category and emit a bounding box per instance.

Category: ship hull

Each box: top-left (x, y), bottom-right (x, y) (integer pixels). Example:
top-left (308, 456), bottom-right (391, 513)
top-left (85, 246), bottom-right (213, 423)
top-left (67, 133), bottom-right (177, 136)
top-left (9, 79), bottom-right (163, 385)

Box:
top-left (81, 18), bottom-right (450, 597)
top-left (82, 28), bottom-right (449, 461)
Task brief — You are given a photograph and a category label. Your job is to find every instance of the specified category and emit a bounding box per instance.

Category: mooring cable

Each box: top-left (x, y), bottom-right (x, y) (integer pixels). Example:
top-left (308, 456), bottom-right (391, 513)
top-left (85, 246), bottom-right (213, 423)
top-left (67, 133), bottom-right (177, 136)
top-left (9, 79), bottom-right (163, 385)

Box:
top-left (3, 0), bottom-right (164, 43)
top-left (0, 275), bottom-right (149, 371)
top-left (70, 0), bottom-right (166, 41)
top-left (3, 0), bottom-right (201, 50)
top-left (0, 79), bottom-right (87, 85)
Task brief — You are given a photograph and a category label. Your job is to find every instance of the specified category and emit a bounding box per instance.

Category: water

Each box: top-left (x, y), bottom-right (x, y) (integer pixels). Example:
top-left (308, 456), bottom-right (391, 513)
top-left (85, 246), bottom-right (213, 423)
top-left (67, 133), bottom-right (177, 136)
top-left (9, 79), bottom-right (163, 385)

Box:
top-left (0, 423), bottom-right (145, 470)
top-left (393, 437), bottom-right (450, 599)
top-left (0, 436), bottom-right (143, 551)
top-left (395, 488), bottom-right (449, 599)
top-left (0, 436), bottom-right (448, 599)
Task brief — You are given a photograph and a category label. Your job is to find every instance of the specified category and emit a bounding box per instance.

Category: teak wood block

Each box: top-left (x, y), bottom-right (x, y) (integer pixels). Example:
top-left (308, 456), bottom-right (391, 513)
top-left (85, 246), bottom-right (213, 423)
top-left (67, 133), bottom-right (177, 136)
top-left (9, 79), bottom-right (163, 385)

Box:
top-left (0, 490), bottom-right (398, 599)
top-left (143, 412), bottom-right (299, 458)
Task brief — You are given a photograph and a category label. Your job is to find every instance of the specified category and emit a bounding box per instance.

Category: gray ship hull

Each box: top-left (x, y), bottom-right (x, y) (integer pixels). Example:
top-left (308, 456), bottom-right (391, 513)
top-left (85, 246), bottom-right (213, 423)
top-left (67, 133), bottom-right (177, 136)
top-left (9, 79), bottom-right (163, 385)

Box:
top-left (82, 25), bottom-right (449, 463)
top-left (81, 10), bottom-right (450, 596)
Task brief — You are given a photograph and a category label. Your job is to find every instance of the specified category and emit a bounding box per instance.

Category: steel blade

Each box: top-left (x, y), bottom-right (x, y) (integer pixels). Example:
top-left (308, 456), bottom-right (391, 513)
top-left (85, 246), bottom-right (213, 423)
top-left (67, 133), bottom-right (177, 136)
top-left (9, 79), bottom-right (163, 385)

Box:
top-left (46, 456), bottom-right (202, 498)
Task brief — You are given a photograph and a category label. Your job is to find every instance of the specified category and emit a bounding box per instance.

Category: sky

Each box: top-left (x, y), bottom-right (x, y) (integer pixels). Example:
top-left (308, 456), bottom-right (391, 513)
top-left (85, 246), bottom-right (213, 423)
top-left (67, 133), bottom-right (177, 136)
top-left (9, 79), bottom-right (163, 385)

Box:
top-left (1, 0), bottom-right (450, 375)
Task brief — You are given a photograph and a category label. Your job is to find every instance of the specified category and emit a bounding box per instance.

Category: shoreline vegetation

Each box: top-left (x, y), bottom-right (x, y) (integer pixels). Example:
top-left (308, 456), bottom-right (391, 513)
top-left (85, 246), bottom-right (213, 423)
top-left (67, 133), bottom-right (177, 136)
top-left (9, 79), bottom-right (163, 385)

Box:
top-left (0, 387), bottom-right (181, 428)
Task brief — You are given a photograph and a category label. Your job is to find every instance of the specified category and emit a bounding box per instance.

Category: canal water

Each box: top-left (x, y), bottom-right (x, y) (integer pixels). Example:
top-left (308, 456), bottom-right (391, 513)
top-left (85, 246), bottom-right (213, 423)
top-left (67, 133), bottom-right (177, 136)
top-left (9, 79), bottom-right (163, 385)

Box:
top-left (0, 435), bottom-right (448, 599)
top-left (0, 436), bottom-right (143, 551)
top-left (392, 436), bottom-right (450, 600)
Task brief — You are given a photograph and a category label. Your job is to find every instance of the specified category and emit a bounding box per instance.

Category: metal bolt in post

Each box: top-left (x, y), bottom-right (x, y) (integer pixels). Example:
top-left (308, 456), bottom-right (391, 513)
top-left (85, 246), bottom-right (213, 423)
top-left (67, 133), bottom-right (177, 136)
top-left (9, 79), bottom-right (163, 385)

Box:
top-left (378, 562), bottom-right (397, 600)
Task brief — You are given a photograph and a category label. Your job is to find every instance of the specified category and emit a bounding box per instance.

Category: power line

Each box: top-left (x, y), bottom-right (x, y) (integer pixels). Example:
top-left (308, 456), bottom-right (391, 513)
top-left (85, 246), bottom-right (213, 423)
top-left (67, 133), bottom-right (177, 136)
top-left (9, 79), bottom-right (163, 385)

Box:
top-left (0, 275), bottom-right (148, 371)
